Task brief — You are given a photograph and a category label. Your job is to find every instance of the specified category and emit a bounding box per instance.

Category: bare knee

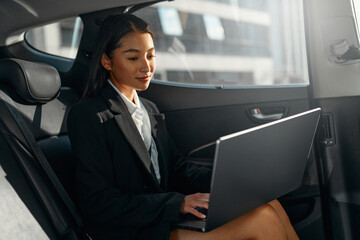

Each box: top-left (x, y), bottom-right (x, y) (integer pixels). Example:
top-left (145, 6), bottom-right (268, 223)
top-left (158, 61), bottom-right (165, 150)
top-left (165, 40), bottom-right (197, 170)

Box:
top-left (256, 204), bottom-right (279, 221)
top-left (250, 204), bottom-right (287, 240)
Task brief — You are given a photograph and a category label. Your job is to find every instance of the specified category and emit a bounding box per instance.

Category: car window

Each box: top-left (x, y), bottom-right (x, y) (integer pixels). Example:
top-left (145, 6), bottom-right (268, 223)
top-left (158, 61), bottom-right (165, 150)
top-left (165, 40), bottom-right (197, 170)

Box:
top-left (25, 17), bottom-right (83, 59)
top-left (135, 0), bottom-right (309, 87)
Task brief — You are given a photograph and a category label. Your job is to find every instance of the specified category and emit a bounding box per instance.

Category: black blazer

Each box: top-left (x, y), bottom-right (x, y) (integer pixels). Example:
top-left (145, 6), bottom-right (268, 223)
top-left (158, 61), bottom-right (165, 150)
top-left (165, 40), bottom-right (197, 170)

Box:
top-left (67, 84), bottom-right (211, 240)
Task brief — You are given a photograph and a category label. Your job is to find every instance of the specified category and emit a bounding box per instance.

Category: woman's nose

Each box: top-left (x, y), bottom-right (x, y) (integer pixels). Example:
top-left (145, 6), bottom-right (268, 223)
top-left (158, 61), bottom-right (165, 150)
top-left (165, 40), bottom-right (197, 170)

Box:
top-left (140, 59), bottom-right (151, 72)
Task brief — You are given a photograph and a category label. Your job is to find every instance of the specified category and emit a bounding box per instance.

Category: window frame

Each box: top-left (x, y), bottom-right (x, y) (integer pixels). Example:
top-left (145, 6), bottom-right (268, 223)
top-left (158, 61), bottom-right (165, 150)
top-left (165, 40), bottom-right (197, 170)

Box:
top-left (24, 16), bottom-right (84, 60)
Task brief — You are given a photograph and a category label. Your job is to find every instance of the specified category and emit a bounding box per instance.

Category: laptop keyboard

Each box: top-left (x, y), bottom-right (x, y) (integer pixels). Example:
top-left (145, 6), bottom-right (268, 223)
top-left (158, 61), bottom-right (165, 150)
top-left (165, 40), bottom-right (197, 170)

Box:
top-left (181, 207), bottom-right (208, 222)
top-left (195, 207), bottom-right (208, 216)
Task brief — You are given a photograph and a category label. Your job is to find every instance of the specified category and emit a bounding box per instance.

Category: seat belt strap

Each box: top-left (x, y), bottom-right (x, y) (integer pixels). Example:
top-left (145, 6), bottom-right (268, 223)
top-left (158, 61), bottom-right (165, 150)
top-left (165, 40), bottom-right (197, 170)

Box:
top-left (0, 89), bottom-right (84, 228)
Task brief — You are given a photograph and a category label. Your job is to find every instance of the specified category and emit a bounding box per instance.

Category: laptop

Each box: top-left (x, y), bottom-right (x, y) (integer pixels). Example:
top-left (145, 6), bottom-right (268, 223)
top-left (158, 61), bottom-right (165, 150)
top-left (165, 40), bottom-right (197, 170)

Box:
top-left (174, 108), bottom-right (321, 232)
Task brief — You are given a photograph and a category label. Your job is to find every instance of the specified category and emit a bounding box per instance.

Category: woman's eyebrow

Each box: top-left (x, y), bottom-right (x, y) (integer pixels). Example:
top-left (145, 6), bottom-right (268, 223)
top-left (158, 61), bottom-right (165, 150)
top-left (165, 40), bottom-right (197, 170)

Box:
top-left (122, 47), bottom-right (155, 53)
top-left (123, 49), bottom-right (139, 53)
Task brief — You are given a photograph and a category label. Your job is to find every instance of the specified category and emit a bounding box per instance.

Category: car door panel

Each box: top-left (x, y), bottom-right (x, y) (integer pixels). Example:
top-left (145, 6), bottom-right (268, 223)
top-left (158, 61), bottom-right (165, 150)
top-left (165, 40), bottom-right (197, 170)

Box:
top-left (141, 82), bottom-right (324, 239)
top-left (142, 83), bottom-right (311, 153)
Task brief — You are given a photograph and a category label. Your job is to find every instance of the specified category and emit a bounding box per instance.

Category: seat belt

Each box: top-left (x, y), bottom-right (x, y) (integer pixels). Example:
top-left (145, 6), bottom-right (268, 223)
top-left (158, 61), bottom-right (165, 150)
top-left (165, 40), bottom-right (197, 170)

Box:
top-left (0, 90), bottom-right (90, 239)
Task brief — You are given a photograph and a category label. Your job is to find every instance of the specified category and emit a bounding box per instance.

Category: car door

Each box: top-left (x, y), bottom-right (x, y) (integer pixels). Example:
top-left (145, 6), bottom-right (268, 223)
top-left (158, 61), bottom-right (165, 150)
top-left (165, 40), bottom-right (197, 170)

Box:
top-left (135, 1), bottom-right (325, 239)
top-left (305, 0), bottom-right (360, 239)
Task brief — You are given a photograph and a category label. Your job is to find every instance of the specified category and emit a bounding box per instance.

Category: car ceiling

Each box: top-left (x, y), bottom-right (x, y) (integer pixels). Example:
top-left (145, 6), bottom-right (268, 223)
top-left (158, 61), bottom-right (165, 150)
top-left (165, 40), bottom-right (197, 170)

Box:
top-left (0, 0), bottom-right (168, 46)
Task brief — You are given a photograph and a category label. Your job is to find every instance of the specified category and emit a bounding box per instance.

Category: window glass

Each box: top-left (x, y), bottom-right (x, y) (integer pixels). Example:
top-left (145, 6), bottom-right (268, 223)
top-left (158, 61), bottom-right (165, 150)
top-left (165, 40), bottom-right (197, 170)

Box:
top-left (136, 0), bottom-right (309, 86)
top-left (203, 15), bottom-right (225, 41)
top-left (237, 0), bottom-right (268, 11)
top-left (25, 17), bottom-right (83, 59)
top-left (158, 7), bottom-right (183, 36)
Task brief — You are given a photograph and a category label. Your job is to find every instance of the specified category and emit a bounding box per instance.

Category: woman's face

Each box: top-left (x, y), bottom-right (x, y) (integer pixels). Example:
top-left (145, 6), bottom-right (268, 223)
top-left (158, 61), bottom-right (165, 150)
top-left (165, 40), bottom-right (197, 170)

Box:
top-left (101, 31), bottom-right (156, 101)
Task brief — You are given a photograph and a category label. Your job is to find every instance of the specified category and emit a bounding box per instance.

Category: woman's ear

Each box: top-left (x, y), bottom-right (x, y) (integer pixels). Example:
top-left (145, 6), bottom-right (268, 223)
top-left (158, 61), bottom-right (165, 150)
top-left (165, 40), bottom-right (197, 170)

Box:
top-left (101, 53), bottom-right (111, 71)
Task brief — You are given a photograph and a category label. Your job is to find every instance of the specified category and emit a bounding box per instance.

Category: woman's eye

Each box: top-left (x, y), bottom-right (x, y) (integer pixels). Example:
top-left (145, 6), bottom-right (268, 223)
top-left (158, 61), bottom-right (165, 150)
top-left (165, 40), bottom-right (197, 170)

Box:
top-left (128, 57), bottom-right (138, 61)
top-left (148, 55), bottom-right (156, 60)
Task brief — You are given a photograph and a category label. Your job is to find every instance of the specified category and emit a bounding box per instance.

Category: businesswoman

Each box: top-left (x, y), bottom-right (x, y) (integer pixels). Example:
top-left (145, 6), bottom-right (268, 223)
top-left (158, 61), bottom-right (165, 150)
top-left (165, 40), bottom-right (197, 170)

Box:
top-left (67, 13), bottom-right (299, 240)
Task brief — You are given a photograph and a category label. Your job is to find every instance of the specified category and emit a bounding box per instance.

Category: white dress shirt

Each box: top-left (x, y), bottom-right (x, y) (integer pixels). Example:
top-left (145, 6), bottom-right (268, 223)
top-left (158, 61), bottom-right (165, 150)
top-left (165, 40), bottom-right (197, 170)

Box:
top-left (108, 80), bottom-right (161, 182)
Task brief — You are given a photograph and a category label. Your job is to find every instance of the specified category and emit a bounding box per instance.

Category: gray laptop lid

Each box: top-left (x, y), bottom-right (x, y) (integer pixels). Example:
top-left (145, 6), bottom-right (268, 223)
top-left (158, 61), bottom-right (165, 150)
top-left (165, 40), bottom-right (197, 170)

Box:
top-left (204, 108), bottom-right (321, 231)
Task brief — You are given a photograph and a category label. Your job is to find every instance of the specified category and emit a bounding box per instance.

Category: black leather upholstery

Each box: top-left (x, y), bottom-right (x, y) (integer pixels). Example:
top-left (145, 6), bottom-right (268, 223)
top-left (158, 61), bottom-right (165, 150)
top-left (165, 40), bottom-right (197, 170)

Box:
top-left (0, 58), bottom-right (61, 104)
top-left (0, 58), bottom-right (81, 239)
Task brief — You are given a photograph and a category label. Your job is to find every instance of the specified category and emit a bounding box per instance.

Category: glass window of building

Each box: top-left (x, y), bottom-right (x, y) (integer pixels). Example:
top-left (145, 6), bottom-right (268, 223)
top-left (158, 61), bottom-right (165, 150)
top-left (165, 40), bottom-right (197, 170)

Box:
top-left (203, 15), bottom-right (225, 41)
top-left (158, 7), bottom-right (183, 36)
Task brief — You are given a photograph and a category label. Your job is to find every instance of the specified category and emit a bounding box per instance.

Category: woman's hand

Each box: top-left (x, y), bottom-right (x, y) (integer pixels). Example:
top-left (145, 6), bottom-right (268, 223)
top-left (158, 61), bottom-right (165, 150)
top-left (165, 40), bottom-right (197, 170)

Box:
top-left (180, 193), bottom-right (210, 219)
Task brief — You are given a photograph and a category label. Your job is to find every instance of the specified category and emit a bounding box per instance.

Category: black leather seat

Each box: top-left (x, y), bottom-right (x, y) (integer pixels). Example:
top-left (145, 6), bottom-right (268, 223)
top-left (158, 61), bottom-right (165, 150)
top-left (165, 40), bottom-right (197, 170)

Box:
top-left (0, 58), bottom-right (83, 239)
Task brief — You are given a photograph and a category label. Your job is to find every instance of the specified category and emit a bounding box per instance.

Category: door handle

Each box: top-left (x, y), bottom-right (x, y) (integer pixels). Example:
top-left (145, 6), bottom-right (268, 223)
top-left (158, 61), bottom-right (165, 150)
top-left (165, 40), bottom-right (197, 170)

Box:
top-left (251, 108), bottom-right (284, 121)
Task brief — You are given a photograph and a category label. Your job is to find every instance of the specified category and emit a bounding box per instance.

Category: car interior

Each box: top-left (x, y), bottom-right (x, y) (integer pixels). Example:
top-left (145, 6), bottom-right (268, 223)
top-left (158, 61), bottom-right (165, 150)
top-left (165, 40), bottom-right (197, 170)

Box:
top-left (1, 0), bottom-right (360, 239)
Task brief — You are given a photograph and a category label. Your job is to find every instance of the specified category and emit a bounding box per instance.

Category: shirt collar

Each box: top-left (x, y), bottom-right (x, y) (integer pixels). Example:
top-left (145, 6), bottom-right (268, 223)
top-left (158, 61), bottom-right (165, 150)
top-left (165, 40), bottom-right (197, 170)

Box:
top-left (107, 79), bottom-right (142, 115)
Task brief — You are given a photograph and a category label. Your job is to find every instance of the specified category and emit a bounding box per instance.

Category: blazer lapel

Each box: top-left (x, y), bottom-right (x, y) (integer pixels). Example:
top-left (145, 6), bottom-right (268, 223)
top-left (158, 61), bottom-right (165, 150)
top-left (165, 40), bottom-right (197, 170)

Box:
top-left (150, 113), bottom-right (165, 140)
top-left (100, 85), bottom-right (152, 174)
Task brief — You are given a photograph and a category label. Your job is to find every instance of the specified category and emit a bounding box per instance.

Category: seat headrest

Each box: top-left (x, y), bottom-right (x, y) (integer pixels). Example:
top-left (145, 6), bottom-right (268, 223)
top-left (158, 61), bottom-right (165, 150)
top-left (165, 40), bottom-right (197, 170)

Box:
top-left (0, 58), bottom-right (61, 104)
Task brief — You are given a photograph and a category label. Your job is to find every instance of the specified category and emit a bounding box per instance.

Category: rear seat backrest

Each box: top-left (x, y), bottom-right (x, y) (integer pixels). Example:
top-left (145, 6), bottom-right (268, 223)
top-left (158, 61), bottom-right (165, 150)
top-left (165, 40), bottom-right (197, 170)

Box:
top-left (15, 86), bottom-right (80, 201)
top-left (0, 58), bottom-right (82, 239)
top-left (0, 58), bottom-right (80, 201)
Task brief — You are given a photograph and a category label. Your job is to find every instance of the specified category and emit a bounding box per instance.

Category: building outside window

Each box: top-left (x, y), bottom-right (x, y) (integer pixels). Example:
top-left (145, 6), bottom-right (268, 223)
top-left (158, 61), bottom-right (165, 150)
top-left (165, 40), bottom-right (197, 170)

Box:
top-left (25, 0), bottom-right (308, 87)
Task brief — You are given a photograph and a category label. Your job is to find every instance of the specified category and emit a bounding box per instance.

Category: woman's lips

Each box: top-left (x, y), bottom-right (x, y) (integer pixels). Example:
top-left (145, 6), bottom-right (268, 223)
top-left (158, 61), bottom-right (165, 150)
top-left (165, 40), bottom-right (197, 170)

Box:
top-left (137, 76), bottom-right (151, 82)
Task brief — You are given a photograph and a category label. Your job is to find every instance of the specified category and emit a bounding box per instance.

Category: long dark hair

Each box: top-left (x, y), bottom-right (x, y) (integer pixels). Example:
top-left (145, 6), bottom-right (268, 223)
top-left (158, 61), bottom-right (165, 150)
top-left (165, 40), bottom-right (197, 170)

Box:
top-left (81, 13), bottom-right (154, 100)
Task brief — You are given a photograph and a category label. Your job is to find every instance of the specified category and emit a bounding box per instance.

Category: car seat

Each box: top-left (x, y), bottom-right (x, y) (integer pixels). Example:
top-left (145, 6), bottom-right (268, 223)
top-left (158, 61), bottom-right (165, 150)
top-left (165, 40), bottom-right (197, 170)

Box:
top-left (0, 58), bottom-right (88, 239)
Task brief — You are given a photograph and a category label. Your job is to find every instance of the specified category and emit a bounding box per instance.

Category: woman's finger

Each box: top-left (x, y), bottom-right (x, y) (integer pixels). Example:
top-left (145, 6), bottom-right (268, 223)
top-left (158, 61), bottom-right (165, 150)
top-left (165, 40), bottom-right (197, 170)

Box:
top-left (189, 207), bottom-right (206, 219)
top-left (193, 193), bottom-right (210, 202)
